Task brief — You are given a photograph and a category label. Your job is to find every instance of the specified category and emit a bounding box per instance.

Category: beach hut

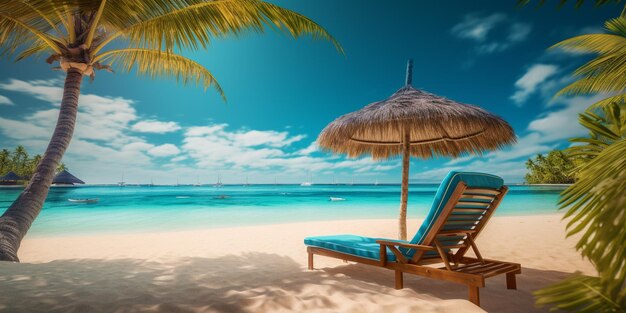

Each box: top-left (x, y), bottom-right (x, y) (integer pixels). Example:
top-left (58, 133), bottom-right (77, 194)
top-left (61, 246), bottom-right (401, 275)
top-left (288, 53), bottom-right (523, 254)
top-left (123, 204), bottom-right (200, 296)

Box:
top-left (52, 170), bottom-right (85, 186)
top-left (0, 171), bottom-right (22, 185)
top-left (318, 60), bottom-right (516, 240)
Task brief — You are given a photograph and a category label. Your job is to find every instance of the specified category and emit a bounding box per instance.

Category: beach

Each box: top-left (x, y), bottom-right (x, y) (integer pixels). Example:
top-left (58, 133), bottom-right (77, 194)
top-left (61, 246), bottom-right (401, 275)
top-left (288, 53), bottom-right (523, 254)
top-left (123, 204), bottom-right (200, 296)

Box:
top-left (0, 214), bottom-right (594, 313)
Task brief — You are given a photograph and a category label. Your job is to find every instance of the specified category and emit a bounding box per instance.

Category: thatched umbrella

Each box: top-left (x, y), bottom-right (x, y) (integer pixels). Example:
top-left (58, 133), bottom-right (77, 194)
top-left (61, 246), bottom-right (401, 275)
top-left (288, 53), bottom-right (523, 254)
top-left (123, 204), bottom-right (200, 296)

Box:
top-left (0, 172), bottom-right (22, 182)
top-left (318, 60), bottom-right (516, 240)
top-left (52, 170), bottom-right (85, 185)
top-left (0, 172), bottom-right (23, 185)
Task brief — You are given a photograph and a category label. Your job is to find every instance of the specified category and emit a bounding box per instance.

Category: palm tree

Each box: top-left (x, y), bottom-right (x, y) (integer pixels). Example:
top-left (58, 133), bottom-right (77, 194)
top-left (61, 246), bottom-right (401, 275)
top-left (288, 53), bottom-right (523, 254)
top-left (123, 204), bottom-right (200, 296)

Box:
top-left (0, 149), bottom-right (10, 174)
top-left (0, 0), bottom-right (341, 262)
top-left (529, 8), bottom-right (626, 311)
top-left (535, 103), bottom-right (625, 312)
top-left (10, 146), bottom-right (29, 177)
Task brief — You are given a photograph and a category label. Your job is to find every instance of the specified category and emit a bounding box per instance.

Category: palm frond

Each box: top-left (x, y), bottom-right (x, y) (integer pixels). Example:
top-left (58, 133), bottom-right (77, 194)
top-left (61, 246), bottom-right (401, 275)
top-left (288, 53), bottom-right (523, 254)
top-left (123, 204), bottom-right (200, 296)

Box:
top-left (0, 13), bottom-right (63, 56)
top-left (553, 17), bottom-right (626, 102)
top-left (557, 104), bottom-right (626, 307)
top-left (535, 274), bottom-right (625, 312)
top-left (96, 48), bottom-right (224, 99)
top-left (518, 0), bottom-right (624, 9)
top-left (93, 0), bottom-right (342, 55)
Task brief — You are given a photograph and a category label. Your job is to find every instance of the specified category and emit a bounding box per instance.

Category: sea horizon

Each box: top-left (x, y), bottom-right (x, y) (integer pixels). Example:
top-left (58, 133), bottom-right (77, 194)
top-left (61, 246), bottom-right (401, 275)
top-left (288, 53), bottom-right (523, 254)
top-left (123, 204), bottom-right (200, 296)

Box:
top-left (0, 184), bottom-right (566, 237)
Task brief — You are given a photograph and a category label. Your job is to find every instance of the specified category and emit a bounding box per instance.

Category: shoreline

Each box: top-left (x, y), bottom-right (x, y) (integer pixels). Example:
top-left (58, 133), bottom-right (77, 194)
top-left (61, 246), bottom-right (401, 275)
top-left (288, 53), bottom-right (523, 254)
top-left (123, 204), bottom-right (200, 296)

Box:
top-left (2, 214), bottom-right (594, 312)
top-left (24, 211), bottom-right (564, 239)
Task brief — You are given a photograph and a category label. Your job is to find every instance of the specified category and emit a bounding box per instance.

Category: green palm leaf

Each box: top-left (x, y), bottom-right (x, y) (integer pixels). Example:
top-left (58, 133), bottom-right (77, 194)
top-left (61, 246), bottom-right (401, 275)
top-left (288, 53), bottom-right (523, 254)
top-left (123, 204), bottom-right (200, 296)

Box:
top-left (93, 0), bottom-right (343, 55)
top-left (96, 48), bottom-right (224, 99)
top-left (553, 17), bottom-right (626, 108)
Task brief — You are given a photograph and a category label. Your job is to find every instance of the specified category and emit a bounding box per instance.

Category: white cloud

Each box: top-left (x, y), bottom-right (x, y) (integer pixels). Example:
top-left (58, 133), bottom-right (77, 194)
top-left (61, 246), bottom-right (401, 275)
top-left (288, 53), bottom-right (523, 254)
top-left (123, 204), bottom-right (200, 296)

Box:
top-left (132, 120), bottom-right (181, 133)
top-left (443, 93), bottom-right (602, 180)
top-left (0, 78), bottom-right (157, 182)
top-left (181, 124), bottom-right (395, 175)
top-left (148, 144), bottom-right (181, 157)
top-left (0, 95), bottom-right (13, 105)
top-left (451, 13), bottom-right (505, 41)
top-left (510, 64), bottom-right (559, 105)
top-left (452, 13), bottom-right (532, 55)
top-left (295, 141), bottom-right (319, 155)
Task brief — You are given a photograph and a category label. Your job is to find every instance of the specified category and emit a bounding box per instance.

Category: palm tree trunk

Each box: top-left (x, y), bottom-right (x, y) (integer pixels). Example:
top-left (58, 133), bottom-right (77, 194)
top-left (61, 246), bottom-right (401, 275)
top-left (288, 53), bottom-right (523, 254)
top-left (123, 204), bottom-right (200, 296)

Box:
top-left (398, 129), bottom-right (411, 240)
top-left (0, 68), bottom-right (83, 262)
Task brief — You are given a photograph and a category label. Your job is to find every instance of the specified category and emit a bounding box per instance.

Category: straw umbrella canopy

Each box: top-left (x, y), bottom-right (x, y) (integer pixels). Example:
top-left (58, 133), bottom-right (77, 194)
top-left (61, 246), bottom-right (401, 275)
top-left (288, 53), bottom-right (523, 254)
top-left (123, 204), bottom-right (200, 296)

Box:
top-left (52, 170), bottom-right (85, 185)
top-left (318, 60), bottom-right (516, 240)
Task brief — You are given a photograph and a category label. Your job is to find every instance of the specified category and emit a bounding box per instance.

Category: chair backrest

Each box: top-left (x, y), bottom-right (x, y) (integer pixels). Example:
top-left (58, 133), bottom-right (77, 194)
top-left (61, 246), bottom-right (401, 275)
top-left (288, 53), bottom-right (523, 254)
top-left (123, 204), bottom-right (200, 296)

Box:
top-left (403, 171), bottom-right (507, 262)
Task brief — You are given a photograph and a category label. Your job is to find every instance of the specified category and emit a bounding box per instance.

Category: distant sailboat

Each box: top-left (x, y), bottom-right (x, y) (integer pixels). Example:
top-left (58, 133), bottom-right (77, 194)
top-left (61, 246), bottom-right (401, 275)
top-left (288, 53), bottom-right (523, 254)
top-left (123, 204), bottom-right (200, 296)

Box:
top-left (300, 171), bottom-right (313, 186)
top-left (243, 175), bottom-right (250, 187)
top-left (148, 177), bottom-right (154, 187)
top-left (374, 178), bottom-right (379, 186)
top-left (118, 173), bottom-right (126, 187)
top-left (214, 173), bottom-right (223, 188)
top-left (348, 175), bottom-right (354, 186)
top-left (193, 176), bottom-right (201, 187)
top-left (176, 177), bottom-right (180, 186)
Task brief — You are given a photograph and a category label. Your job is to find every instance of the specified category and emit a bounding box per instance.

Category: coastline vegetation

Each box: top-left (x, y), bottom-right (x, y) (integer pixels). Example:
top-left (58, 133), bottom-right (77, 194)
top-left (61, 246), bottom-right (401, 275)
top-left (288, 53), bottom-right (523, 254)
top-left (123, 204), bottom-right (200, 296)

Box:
top-left (524, 150), bottom-right (576, 184)
top-left (0, 146), bottom-right (67, 182)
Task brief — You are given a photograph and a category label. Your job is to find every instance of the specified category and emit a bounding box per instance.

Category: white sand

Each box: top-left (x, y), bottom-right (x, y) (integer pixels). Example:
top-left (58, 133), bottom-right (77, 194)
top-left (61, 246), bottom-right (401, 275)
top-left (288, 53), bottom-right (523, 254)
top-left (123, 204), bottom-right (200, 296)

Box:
top-left (0, 214), bottom-right (594, 312)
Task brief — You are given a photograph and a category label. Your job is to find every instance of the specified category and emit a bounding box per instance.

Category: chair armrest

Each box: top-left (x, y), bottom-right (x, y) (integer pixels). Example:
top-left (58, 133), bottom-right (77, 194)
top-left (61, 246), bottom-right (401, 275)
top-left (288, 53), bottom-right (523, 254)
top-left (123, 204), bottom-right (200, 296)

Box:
top-left (376, 240), bottom-right (436, 251)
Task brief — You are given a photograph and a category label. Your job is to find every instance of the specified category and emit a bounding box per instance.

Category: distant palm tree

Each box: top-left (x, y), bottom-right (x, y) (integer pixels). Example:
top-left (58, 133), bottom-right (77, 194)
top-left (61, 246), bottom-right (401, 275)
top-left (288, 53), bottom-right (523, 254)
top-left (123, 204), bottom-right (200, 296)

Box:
top-left (0, 0), bottom-right (341, 262)
top-left (0, 149), bottom-right (10, 174)
top-left (10, 146), bottom-right (29, 177)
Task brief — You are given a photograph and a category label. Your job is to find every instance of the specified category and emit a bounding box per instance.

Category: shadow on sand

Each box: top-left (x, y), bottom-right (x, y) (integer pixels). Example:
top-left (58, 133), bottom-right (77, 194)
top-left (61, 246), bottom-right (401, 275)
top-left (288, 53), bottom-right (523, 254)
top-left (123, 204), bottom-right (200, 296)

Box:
top-left (0, 253), bottom-right (570, 313)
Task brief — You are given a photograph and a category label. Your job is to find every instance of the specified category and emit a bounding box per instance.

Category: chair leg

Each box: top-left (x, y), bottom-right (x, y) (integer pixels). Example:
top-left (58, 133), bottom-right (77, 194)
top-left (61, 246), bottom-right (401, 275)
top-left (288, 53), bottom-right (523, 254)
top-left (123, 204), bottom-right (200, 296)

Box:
top-left (468, 286), bottom-right (480, 306)
top-left (308, 251), bottom-right (314, 270)
top-left (395, 270), bottom-right (404, 289)
top-left (506, 272), bottom-right (517, 290)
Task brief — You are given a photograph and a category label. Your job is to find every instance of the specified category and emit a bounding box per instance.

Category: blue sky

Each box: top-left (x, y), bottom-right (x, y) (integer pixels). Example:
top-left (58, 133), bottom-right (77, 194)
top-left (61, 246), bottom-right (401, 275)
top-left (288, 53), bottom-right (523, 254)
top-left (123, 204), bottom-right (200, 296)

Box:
top-left (0, 1), bottom-right (619, 184)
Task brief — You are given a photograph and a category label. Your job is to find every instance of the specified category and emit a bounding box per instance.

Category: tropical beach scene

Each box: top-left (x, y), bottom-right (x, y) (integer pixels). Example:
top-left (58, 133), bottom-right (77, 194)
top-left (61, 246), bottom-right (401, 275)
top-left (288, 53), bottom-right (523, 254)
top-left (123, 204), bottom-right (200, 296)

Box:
top-left (0, 0), bottom-right (624, 312)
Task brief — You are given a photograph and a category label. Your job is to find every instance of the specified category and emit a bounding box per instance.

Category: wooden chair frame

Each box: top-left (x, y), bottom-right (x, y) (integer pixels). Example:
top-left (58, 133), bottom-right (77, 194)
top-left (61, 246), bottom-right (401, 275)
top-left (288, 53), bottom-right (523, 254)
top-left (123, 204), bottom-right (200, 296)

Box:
top-left (307, 183), bottom-right (521, 306)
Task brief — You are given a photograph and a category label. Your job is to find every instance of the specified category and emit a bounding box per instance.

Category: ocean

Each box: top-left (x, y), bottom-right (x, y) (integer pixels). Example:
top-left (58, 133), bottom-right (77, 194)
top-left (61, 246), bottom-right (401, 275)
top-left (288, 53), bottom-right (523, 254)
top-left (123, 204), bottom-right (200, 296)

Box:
top-left (0, 184), bottom-right (567, 237)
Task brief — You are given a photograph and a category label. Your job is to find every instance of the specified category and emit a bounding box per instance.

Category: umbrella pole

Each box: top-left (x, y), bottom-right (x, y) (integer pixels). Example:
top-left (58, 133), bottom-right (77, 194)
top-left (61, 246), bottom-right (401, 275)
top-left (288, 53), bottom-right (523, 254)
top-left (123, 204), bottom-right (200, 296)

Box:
top-left (399, 129), bottom-right (410, 240)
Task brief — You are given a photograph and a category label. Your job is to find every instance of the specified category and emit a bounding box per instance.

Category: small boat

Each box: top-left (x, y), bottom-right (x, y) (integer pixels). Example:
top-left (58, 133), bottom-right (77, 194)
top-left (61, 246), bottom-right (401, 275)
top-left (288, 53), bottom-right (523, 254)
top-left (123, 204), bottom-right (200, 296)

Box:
top-left (300, 171), bottom-right (313, 186)
top-left (214, 173), bottom-right (223, 188)
top-left (213, 195), bottom-right (231, 199)
top-left (68, 198), bottom-right (99, 203)
top-left (329, 197), bottom-right (346, 201)
top-left (175, 196), bottom-right (190, 199)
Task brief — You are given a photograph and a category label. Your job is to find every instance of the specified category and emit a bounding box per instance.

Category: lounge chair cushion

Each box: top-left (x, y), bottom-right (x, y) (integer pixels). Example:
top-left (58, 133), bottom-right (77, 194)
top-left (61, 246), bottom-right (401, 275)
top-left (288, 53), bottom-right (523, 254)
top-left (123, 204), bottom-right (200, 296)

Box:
top-left (404, 171), bottom-right (504, 258)
top-left (304, 235), bottom-right (401, 261)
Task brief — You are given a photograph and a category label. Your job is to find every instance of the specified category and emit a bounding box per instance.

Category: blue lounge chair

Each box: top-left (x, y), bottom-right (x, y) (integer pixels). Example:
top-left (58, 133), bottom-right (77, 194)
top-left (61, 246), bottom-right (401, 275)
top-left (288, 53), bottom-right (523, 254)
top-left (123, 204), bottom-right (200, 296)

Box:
top-left (304, 171), bottom-right (521, 306)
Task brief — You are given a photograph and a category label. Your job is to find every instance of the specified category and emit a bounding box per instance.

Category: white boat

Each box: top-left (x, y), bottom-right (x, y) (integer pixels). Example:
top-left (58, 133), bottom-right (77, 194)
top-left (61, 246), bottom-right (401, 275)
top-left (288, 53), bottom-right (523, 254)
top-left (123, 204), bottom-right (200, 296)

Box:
top-left (193, 176), bottom-right (201, 186)
top-left (118, 173), bottom-right (126, 187)
top-left (374, 178), bottom-right (379, 186)
top-left (213, 173), bottom-right (223, 188)
top-left (329, 197), bottom-right (346, 201)
top-left (300, 171), bottom-right (313, 186)
top-left (68, 198), bottom-right (99, 203)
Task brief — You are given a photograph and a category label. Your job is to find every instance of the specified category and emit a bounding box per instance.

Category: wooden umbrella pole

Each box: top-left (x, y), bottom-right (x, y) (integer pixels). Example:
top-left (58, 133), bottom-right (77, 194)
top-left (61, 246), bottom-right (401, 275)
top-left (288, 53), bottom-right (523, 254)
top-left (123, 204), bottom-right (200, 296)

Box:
top-left (399, 128), bottom-right (410, 240)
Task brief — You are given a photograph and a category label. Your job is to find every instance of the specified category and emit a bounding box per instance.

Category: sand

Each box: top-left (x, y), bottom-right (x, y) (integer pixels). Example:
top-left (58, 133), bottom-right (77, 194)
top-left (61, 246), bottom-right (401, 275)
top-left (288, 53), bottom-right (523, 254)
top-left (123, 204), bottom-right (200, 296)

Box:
top-left (0, 214), bottom-right (595, 313)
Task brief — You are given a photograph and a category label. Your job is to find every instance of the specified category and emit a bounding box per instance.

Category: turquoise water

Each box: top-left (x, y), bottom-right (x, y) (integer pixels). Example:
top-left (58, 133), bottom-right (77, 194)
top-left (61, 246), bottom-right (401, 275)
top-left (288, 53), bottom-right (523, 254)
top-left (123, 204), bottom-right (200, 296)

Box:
top-left (0, 184), bottom-right (565, 237)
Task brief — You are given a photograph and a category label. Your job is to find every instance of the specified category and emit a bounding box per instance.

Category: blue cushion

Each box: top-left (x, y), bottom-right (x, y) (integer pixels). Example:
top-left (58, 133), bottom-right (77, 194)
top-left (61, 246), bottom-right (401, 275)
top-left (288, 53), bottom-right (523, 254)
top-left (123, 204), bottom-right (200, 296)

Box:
top-left (304, 235), bottom-right (401, 261)
top-left (404, 171), bottom-right (504, 258)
